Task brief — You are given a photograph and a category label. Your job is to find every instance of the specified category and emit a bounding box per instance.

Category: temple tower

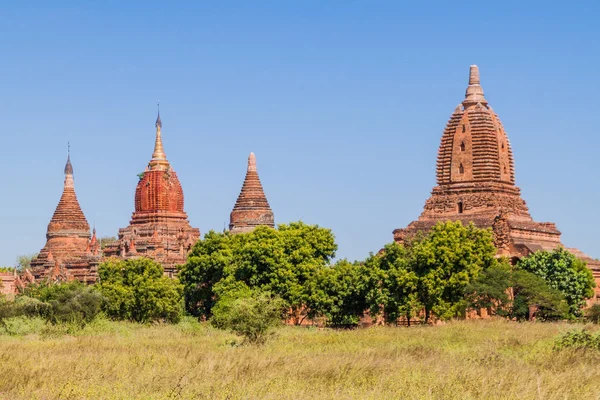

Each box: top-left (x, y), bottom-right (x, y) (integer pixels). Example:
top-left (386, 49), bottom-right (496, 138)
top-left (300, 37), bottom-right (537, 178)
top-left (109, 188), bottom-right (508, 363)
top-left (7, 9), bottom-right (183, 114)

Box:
top-left (104, 109), bottom-right (200, 276)
top-left (394, 65), bottom-right (563, 255)
top-left (393, 65), bottom-right (600, 301)
top-left (229, 152), bottom-right (275, 233)
top-left (30, 149), bottom-right (100, 282)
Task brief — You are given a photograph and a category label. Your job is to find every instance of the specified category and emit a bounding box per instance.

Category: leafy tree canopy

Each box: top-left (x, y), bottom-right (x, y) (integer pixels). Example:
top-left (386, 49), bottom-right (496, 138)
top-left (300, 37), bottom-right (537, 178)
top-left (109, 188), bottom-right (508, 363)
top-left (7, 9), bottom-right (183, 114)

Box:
top-left (517, 248), bottom-right (595, 317)
top-left (97, 258), bottom-right (183, 323)
top-left (179, 222), bottom-right (337, 323)
top-left (409, 221), bottom-right (497, 321)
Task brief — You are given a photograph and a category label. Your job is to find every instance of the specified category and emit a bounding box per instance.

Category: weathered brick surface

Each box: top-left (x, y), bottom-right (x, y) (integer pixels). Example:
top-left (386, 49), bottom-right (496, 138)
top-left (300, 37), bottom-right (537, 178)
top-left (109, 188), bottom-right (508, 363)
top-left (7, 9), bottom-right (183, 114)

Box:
top-left (229, 152), bottom-right (274, 233)
top-left (103, 113), bottom-right (200, 276)
top-left (394, 65), bottom-right (599, 302)
top-left (29, 154), bottom-right (100, 283)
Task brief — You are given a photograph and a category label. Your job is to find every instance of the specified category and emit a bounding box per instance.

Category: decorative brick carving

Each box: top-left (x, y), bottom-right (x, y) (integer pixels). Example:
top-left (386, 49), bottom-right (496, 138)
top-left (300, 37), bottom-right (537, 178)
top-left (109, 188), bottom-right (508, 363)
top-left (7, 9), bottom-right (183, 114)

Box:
top-left (394, 65), bottom-right (562, 254)
top-left (229, 152), bottom-right (275, 234)
top-left (30, 153), bottom-right (100, 283)
top-left (103, 111), bottom-right (200, 276)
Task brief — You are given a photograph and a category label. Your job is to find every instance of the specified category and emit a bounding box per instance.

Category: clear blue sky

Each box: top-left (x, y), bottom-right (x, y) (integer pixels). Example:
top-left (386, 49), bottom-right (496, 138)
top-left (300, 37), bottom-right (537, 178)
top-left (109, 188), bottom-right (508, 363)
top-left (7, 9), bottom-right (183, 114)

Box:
top-left (1, 1), bottom-right (599, 266)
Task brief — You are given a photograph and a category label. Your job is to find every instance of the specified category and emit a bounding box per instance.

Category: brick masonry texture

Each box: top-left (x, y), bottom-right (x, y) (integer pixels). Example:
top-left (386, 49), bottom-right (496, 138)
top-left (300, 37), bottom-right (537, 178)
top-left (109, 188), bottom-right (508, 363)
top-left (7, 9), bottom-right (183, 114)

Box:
top-left (103, 112), bottom-right (200, 276)
top-left (393, 65), bottom-right (600, 301)
top-left (229, 152), bottom-right (275, 234)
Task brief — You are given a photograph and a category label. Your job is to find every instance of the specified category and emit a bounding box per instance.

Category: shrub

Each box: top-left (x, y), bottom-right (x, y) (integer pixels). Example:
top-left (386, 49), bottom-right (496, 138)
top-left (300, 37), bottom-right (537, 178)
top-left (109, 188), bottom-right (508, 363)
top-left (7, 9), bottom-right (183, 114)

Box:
top-left (97, 258), bottom-right (183, 323)
top-left (211, 288), bottom-right (284, 344)
top-left (18, 281), bottom-right (103, 326)
top-left (554, 329), bottom-right (600, 351)
top-left (586, 304), bottom-right (600, 324)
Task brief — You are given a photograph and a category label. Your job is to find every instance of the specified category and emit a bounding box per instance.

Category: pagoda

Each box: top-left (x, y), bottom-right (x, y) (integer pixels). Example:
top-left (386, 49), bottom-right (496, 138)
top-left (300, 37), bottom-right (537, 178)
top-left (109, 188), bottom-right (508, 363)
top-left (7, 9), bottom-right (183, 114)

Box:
top-left (393, 65), bottom-right (600, 300)
top-left (104, 109), bottom-right (200, 276)
top-left (30, 150), bottom-right (100, 283)
top-left (229, 152), bottom-right (275, 233)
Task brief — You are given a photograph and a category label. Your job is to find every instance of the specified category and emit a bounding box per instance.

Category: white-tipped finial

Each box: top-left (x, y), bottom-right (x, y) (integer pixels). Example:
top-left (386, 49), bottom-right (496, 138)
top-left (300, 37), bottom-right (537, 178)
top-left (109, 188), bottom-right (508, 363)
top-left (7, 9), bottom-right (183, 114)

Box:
top-left (469, 65), bottom-right (480, 85)
top-left (248, 152), bottom-right (257, 172)
top-left (463, 64), bottom-right (487, 106)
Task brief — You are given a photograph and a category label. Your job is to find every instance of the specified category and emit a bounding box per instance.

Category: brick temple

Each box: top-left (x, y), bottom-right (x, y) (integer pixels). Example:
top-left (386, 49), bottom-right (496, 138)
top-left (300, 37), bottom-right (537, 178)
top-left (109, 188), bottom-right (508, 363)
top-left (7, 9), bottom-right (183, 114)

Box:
top-left (30, 152), bottom-right (100, 283)
top-left (393, 65), bottom-right (600, 300)
top-left (103, 110), bottom-right (200, 276)
top-left (229, 152), bottom-right (275, 233)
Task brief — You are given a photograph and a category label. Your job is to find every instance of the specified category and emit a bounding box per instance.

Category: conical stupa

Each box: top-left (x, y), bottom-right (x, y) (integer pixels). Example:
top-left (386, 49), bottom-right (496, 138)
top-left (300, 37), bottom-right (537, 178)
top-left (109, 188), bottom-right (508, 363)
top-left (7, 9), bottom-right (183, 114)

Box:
top-left (229, 152), bottom-right (275, 233)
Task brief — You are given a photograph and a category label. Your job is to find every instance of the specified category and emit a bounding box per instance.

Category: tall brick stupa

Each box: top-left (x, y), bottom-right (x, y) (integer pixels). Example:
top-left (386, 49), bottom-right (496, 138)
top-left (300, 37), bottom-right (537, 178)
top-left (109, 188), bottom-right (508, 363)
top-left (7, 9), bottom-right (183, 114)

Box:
top-left (30, 150), bottom-right (100, 283)
top-left (393, 65), bottom-right (599, 298)
top-left (104, 109), bottom-right (200, 276)
top-left (229, 152), bottom-right (275, 233)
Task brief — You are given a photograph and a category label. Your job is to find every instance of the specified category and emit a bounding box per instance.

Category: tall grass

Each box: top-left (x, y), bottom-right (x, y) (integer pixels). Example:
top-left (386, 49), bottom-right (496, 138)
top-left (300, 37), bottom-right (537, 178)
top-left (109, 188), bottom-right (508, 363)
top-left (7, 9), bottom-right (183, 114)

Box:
top-left (0, 318), bottom-right (598, 399)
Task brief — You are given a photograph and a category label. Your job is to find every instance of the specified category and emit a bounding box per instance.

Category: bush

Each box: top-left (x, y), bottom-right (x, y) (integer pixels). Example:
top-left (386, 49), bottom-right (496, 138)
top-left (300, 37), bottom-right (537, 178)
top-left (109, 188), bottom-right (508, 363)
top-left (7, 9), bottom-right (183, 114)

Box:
top-left (554, 329), bottom-right (600, 351)
top-left (97, 258), bottom-right (184, 323)
top-left (586, 304), bottom-right (600, 324)
top-left (18, 281), bottom-right (103, 326)
top-left (211, 288), bottom-right (284, 345)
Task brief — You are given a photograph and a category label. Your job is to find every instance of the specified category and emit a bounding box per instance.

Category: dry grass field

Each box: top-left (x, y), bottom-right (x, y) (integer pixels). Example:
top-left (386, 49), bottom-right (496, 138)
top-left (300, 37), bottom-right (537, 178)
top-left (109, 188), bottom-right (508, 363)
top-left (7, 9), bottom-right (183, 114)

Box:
top-left (0, 318), bottom-right (599, 400)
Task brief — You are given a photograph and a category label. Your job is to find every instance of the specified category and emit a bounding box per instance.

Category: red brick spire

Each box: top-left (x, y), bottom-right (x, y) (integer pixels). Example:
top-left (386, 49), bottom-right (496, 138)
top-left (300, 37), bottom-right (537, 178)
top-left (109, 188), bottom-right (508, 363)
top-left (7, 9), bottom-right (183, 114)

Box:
top-left (229, 152), bottom-right (274, 233)
top-left (47, 151), bottom-right (90, 238)
top-left (394, 64), bottom-right (562, 258)
top-left (103, 110), bottom-right (200, 276)
top-left (436, 64), bottom-right (516, 186)
top-left (30, 150), bottom-right (99, 284)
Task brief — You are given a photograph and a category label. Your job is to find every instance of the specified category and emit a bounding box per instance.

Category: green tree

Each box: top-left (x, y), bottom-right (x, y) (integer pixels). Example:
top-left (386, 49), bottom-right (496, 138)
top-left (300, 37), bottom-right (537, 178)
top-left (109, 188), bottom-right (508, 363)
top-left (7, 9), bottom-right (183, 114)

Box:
top-left (364, 243), bottom-right (420, 325)
top-left (310, 259), bottom-right (369, 327)
top-left (410, 221), bottom-right (497, 322)
top-left (15, 254), bottom-right (37, 272)
top-left (97, 258), bottom-right (183, 323)
top-left (465, 260), bottom-right (513, 316)
top-left (211, 287), bottom-right (284, 345)
top-left (179, 222), bottom-right (337, 323)
top-left (510, 269), bottom-right (568, 321)
top-left (178, 231), bottom-right (234, 318)
top-left (517, 248), bottom-right (595, 317)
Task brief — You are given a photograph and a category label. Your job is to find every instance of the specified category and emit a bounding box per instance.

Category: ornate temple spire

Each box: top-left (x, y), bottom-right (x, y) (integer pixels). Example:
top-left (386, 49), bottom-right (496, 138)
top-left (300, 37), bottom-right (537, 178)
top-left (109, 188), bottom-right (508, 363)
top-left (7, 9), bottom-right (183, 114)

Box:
top-left (47, 148), bottom-right (90, 238)
top-left (463, 64), bottom-right (487, 107)
top-left (150, 103), bottom-right (168, 168)
top-left (64, 143), bottom-right (74, 188)
top-left (229, 152), bottom-right (275, 233)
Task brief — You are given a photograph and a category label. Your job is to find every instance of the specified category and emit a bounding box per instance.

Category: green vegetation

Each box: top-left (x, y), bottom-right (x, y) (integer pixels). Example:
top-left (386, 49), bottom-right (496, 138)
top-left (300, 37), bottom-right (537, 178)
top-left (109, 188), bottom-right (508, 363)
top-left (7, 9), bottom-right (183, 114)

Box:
top-left (97, 258), bottom-right (184, 323)
top-left (211, 287), bottom-right (284, 344)
top-left (466, 263), bottom-right (570, 321)
top-left (586, 303), bottom-right (600, 324)
top-left (15, 253), bottom-right (37, 271)
top-left (517, 248), bottom-right (595, 317)
top-left (179, 222), bottom-right (337, 324)
top-left (0, 319), bottom-right (598, 399)
top-left (554, 328), bottom-right (600, 351)
top-left (179, 221), bottom-right (596, 329)
top-left (20, 281), bottom-right (103, 326)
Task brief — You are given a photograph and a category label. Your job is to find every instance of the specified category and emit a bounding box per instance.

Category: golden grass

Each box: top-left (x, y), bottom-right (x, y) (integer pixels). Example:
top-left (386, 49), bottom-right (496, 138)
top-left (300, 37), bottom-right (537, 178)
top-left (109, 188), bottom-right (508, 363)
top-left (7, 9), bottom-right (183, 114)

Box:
top-left (0, 318), bottom-right (599, 400)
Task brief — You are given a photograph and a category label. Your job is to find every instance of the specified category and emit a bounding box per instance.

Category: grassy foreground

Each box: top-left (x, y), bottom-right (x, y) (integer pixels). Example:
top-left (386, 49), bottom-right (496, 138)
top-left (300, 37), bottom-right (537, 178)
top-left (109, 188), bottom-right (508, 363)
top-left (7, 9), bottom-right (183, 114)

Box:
top-left (0, 318), bottom-right (599, 400)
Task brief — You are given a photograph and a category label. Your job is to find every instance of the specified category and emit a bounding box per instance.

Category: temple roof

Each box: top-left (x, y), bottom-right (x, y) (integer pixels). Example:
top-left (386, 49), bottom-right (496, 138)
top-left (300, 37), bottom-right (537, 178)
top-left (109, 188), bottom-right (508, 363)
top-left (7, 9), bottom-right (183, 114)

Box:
top-left (232, 153), bottom-right (272, 210)
top-left (47, 153), bottom-right (90, 237)
top-left (229, 152), bottom-right (274, 232)
top-left (436, 65), bottom-right (516, 185)
top-left (150, 107), bottom-right (168, 169)
top-left (133, 111), bottom-right (186, 214)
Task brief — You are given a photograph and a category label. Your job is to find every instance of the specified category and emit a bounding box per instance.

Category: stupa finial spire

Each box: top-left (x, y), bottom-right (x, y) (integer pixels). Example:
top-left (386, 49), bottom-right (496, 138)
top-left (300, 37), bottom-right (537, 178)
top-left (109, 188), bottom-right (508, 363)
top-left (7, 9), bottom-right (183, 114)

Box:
top-left (64, 142), bottom-right (74, 177)
top-left (463, 64), bottom-right (487, 106)
top-left (248, 152), bottom-right (257, 172)
top-left (151, 102), bottom-right (168, 166)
